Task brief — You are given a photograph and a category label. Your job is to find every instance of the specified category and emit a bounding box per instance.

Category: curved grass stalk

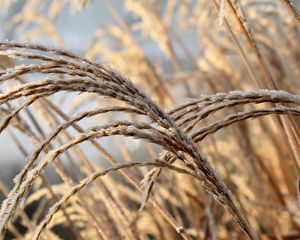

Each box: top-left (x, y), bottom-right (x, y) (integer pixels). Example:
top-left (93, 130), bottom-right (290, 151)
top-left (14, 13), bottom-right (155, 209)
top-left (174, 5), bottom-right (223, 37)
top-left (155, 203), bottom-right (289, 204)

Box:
top-left (142, 91), bottom-right (300, 209)
top-left (193, 107), bottom-right (300, 142)
top-left (33, 160), bottom-right (196, 240)
top-left (0, 42), bottom-right (259, 239)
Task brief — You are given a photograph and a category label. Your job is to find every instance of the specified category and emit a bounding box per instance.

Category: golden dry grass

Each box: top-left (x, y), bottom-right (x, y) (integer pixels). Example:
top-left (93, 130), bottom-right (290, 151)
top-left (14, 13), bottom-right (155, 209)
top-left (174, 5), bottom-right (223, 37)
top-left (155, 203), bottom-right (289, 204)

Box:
top-left (0, 1), bottom-right (300, 240)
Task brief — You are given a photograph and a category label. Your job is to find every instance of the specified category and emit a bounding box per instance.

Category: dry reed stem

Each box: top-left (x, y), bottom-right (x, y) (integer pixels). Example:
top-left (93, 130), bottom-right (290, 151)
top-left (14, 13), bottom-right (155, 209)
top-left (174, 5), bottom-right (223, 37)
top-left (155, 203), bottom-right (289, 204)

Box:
top-left (32, 160), bottom-right (195, 240)
top-left (192, 107), bottom-right (300, 142)
top-left (142, 90), bottom-right (300, 206)
top-left (283, 0), bottom-right (300, 25)
top-left (225, 0), bottom-right (300, 172)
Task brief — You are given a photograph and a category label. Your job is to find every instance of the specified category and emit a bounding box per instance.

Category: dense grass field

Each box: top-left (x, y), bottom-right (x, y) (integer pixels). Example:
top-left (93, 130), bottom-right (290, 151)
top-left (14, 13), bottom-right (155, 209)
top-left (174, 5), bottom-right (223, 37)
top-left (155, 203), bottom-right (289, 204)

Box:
top-left (0, 1), bottom-right (300, 239)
